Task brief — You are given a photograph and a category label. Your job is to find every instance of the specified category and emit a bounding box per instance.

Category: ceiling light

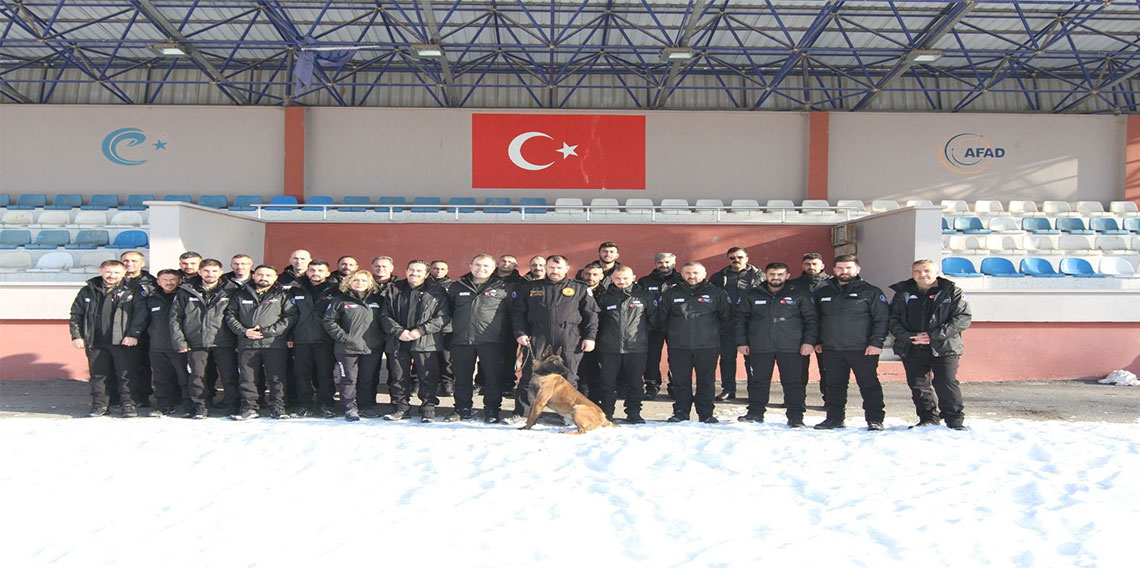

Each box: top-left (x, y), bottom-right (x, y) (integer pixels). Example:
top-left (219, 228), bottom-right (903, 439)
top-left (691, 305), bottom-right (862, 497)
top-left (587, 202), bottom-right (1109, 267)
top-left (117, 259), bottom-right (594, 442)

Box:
top-left (909, 49), bottom-right (942, 63)
top-left (412, 44), bottom-right (444, 58)
top-left (151, 43), bottom-right (185, 57)
top-left (663, 47), bottom-right (696, 61)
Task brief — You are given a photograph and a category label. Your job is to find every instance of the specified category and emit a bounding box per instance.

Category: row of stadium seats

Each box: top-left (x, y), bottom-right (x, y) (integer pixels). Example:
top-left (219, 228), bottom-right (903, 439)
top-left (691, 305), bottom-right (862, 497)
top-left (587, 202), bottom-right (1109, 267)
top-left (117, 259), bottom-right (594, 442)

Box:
top-left (943, 256), bottom-right (1138, 278)
top-left (946, 234), bottom-right (1140, 254)
top-left (0, 209), bottom-right (147, 228)
top-left (942, 216), bottom-right (1140, 235)
top-left (0, 250), bottom-right (138, 273)
top-left (940, 199), bottom-right (1139, 217)
top-left (0, 229), bottom-right (148, 250)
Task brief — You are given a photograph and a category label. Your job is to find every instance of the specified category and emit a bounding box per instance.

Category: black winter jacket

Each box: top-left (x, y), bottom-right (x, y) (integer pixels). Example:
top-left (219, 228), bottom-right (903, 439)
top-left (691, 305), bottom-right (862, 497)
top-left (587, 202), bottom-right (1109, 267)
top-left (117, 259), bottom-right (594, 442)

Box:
top-left (145, 289), bottom-right (180, 352)
top-left (655, 280), bottom-right (732, 350)
top-left (287, 279), bottom-right (336, 344)
top-left (792, 272), bottom-right (834, 293)
top-left (224, 283), bottom-right (298, 350)
top-left (888, 277), bottom-right (972, 358)
top-left (69, 277), bottom-right (147, 346)
top-left (125, 271), bottom-right (158, 295)
top-left (511, 276), bottom-right (600, 342)
top-left (595, 284), bottom-right (658, 354)
top-left (170, 281), bottom-right (237, 350)
top-left (636, 270), bottom-right (684, 299)
top-left (710, 264), bottom-right (763, 303)
top-left (813, 277), bottom-right (889, 351)
top-left (322, 292), bottom-right (385, 355)
top-left (380, 280), bottom-right (450, 352)
top-left (735, 283), bottom-right (819, 353)
top-left (448, 274), bottom-right (513, 345)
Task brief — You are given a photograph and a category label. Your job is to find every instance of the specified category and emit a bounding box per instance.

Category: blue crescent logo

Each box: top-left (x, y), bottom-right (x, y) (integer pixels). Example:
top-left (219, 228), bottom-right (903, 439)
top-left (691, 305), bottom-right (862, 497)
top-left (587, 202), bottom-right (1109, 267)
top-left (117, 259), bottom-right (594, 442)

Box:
top-left (102, 128), bottom-right (149, 166)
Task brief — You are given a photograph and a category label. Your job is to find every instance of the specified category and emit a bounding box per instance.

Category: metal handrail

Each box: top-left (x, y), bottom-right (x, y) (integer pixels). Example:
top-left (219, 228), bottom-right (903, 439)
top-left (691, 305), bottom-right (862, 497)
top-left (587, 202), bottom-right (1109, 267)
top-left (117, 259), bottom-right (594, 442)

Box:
top-left (247, 203), bottom-right (868, 222)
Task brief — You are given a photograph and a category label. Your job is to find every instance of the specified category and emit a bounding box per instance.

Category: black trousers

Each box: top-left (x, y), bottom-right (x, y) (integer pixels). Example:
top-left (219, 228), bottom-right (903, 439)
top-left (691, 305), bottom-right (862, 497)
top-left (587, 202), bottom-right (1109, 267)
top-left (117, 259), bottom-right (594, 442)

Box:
top-left (515, 334), bottom-right (583, 414)
top-left (293, 342), bottom-right (336, 408)
top-left (237, 349), bottom-right (287, 412)
top-left (86, 345), bottom-right (137, 408)
top-left (187, 347), bottom-right (239, 411)
top-left (643, 330), bottom-right (667, 389)
top-left (579, 350), bottom-right (601, 401)
top-left (668, 347), bottom-right (718, 420)
top-left (336, 352), bottom-right (380, 412)
top-left (452, 343), bottom-right (506, 414)
top-left (800, 352), bottom-right (827, 400)
top-left (748, 352), bottom-right (805, 420)
top-left (389, 345), bottom-right (440, 413)
top-left (819, 349), bottom-right (884, 422)
top-left (718, 332), bottom-right (752, 395)
top-left (598, 352), bottom-right (646, 418)
top-left (438, 344), bottom-right (454, 391)
top-left (902, 349), bottom-right (964, 423)
top-left (131, 341), bottom-right (153, 404)
top-left (150, 350), bottom-right (189, 409)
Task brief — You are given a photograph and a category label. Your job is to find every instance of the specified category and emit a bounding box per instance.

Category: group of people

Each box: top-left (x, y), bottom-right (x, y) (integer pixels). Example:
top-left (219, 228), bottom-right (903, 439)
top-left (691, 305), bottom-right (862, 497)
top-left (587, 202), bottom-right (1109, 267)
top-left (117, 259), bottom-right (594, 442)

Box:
top-left (69, 241), bottom-right (972, 430)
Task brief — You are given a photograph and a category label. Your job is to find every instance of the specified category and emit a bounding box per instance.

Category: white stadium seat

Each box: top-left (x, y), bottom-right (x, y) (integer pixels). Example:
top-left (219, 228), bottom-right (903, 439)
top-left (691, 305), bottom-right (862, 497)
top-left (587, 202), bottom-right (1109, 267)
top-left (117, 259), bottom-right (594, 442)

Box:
top-left (1058, 234), bottom-right (1094, 252)
top-left (1108, 201), bottom-right (1139, 216)
top-left (624, 198), bottom-right (654, 213)
top-left (986, 235), bottom-right (1021, 253)
top-left (28, 251), bottom-right (75, 272)
top-left (871, 200), bottom-right (899, 212)
top-left (800, 200), bottom-right (833, 213)
top-left (1098, 257), bottom-right (1140, 278)
top-left (553, 198), bottom-right (584, 213)
top-left (836, 200), bottom-right (866, 213)
top-left (765, 200), bottom-right (795, 210)
top-left (974, 200), bottom-right (1005, 214)
top-left (0, 251), bottom-right (33, 272)
top-left (78, 252), bottom-right (116, 273)
top-left (941, 200), bottom-right (969, 214)
top-left (108, 211), bottom-right (145, 226)
top-left (71, 211), bottom-right (109, 227)
top-left (2, 210), bottom-right (35, 227)
top-left (729, 199), bottom-right (761, 212)
top-left (1023, 235), bottom-right (1057, 253)
top-left (905, 200), bottom-right (934, 208)
top-left (32, 210), bottom-right (71, 227)
top-left (1075, 201), bottom-right (1108, 216)
top-left (1042, 201), bottom-right (1074, 216)
top-left (947, 235), bottom-right (985, 253)
top-left (659, 199), bottom-right (692, 213)
top-left (694, 199), bottom-right (724, 211)
top-left (1095, 236), bottom-right (1129, 253)
top-left (588, 198), bottom-right (619, 213)
top-left (987, 217), bottom-right (1021, 233)
top-left (1008, 200), bottom-right (1040, 216)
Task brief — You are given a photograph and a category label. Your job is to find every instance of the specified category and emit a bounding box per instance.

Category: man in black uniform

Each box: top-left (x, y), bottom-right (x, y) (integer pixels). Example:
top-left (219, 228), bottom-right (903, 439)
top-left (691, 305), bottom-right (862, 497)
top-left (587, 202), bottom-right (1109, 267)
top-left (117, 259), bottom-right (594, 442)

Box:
top-left (793, 252), bottom-right (832, 402)
top-left (889, 259), bottom-right (972, 431)
top-left (575, 241), bottom-right (621, 280)
top-left (657, 262), bottom-right (732, 423)
top-left (636, 252), bottom-right (682, 399)
top-left (178, 251), bottom-right (202, 282)
top-left (120, 250), bottom-right (156, 407)
top-left (595, 266), bottom-right (657, 423)
top-left (577, 262), bottom-right (609, 402)
top-left (813, 254), bottom-right (890, 431)
top-left (444, 254), bottom-right (513, 423)
top-left (510, 254), bottom-right (599, 422)
top-left (524, 255), bottom-right (546, 281)
top-left (428, 259), bottom-right (456, 397)
top-left (492, 254), bottom-right (524, 395)
top-left (735, 262), bottom-right (818, 427)
top-left (171, 258), bottom-right (240, 416)
top-left (330, 256), bottom-right (359, 287)
top-left (146, 269), bottom-right (191, 417)
top-left (497, 255), bottom-right (522, 282)
top-left (287, 259), bottom-right (338, 418)
top-left (709, 247), bottom-right (762, 401)
top-left (224, 264), bottom-right (297, 420)
top-left (380, 260), bottom-right (450, 422)
top-left (278, 249), bottom-right (311, 287)
top-left (369, 255), bottom-right (400, 401)
top-left (69, 260), bottom-right (146, 417)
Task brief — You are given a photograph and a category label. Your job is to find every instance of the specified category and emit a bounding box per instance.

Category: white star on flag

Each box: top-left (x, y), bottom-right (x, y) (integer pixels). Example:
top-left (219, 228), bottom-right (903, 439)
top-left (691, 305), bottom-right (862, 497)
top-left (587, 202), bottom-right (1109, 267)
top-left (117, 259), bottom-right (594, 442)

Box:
top-left (556, 142), bottom-right (578, 159)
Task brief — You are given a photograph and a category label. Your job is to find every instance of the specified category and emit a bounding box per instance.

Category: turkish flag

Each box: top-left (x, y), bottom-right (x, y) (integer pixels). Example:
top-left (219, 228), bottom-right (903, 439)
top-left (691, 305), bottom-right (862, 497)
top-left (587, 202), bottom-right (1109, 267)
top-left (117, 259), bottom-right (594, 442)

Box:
top-left (471, 114), bottom-right (645, 190)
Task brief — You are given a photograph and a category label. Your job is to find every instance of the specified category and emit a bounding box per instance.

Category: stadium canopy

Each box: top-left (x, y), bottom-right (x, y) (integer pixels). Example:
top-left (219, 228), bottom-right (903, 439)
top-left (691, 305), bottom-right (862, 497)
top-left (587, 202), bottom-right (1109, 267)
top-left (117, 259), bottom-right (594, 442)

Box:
top-left (1, 0), bottom-right (1139, 113)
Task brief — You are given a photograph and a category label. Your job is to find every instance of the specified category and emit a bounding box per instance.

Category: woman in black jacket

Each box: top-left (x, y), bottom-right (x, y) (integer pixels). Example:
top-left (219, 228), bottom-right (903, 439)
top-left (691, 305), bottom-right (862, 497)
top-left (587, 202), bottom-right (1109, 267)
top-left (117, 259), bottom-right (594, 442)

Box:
top-left (322, 270), bottom-right (385, 421)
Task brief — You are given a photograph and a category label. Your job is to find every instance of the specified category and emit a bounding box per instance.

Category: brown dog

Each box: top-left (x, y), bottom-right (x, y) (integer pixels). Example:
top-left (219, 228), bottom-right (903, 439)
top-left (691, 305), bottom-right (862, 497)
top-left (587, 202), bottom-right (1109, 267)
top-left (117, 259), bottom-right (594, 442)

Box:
top-left (520, 347), bottom-right (616, 435)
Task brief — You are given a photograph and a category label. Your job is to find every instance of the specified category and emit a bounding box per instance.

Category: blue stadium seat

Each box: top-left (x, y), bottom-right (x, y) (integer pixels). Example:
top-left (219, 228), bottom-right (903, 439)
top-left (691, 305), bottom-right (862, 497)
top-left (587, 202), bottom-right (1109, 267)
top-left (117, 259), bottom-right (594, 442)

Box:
top-left (1125, 218), bottom-right (1140, 234)
top-left (941, 217), bottom-right (955, 235)
top-left (1022, 217), bottom-right (1060, 235)
top-left (107, 230), bottom-right (148, 249)
top-left (483, 197), bottom-right (512, 214)
top-left (1056, 217), bottom-right (1094, 235)
top-left (121, 194), bottom-right (154, 210)
top-left (377, 196), bottom-right (407, 213)
top-left (447, 197), bottom-right (477, 214)
top-left (0, 229), bottom-right (32, 249)
top-left (0, 194), bottom-right (9, 207)
top-left (197, 195), bottom-right (229, 209)
top-left (66, 230), bottom-right (111, 250)
top-left (340, 196), bottom-right (371, 212)
top-left (83, 194), bottom-right (120, 210)
top-left (230, 195), bottom-right (264, 211)
top-left (1059, 257), bottom-right (1107, 278)
top-left (46, 194), bottom-right (83, 210)
top-left (302, 196), bottom-right (335, 211)
top-left (411, 197), bottom-right (443, 213)
top-left (163, 194), bottom-right (192, 203)
top-left (952, 216), bottom-right (990, 234)
top-left (1089, 218), bottom-right (1128, 235)
top-left (980, 257), bottom-right (1025, 278)
top-left (10, 194), bottom-right (47, 210)
top-left (266, 196), bottom-right (299, 211)
top-left (26, 229), bottom-right (70, 249)
top-left (1019, 257), bottom-right (1065, 277)
top-left (941, 257), bottom-right (982, 277)
top-left (519, 198), bottom-right (549, 214)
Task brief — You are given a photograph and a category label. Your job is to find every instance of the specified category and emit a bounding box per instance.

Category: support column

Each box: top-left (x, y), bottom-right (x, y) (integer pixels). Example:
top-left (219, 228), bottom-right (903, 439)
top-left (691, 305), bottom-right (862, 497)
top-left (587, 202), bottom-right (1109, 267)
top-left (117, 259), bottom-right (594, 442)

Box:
top-left (1126, 115), bottom-right (1140, 205)
top-left (284, 106), bottom-right (306, 200)
top-left (807, 111), bottom-right (829, 202)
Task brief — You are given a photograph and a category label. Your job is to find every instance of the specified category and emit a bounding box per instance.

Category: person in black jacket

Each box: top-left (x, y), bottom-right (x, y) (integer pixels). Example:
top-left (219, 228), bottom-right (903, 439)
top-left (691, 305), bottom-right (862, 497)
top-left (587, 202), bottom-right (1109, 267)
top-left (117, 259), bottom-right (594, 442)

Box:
top-left (595, 266), bottom-right (657, 423)
top-left (574, 241), bottom-right (622, 280)
top-left (287, 259), bottom-right (337, 418)
top-left (380, 260), bottom-right (451, 422)
top-left (171, 258), bottom-right (240, 416)
top-left (889, 260), bottom-right (972, 431)
top-left (69, 260), bottom-right (147, 417)
top-left (120, 250), bottom-right (157, 407)
top-left (224, 265), bottom-right (298, 420)
top-left (637, 252), bottom-right (683, 400)
top-left (323, 270), bottom-right (385, 421)
top-left (221, 254), bottom-right (254, 288)
top-left (277, 249), bottom-right (311, 287)
top-left (813, 254), bottom-right (890, 431)
top-left (792, 252), bottom-right (832, 403)
top-left (443, 254), bottom-right (513, 423)
top-left (428, 259), bottom-right (456, 397)
top-left (657, 262), bottom-right (733, 423)
top-left (577, 262), bottom-right (610, 405)
top-left (491, 255), bottom-right (524, 396)
top-left (709, 247), bottom-right (763, 401)
top-left (369, 255), bottom-right (400, 400)
top-left (735, 262), bottom-right (819, 427)
top-left (146, 269), bottom-right (191, 417)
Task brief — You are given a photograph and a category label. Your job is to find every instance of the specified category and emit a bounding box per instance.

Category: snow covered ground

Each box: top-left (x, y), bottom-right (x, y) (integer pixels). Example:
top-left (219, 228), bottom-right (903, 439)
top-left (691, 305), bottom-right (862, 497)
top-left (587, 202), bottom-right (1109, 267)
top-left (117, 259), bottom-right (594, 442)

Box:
top-left (2, 415), bottom-right (1138, 567)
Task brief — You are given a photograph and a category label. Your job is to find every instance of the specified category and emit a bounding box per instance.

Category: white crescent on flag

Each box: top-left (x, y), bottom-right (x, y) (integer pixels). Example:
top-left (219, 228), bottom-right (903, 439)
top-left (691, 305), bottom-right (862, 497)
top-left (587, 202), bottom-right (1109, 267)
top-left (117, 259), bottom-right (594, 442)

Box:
top-left (507, 131), bottom-right (554, 171)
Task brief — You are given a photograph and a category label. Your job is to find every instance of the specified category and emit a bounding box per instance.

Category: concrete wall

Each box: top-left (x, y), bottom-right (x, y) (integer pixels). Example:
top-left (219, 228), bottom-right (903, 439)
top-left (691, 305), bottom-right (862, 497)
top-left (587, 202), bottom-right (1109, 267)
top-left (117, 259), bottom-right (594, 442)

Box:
top-left (851, 206), bottom-right (945, 290)
top-left (148, 202), bottom-right (267, 270)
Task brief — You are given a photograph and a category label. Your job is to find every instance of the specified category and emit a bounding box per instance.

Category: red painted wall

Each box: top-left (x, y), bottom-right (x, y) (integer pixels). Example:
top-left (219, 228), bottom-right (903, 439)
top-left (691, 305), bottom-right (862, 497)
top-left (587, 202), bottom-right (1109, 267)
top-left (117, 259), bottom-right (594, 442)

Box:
top-left (0, 320), bottom-right (90, 381)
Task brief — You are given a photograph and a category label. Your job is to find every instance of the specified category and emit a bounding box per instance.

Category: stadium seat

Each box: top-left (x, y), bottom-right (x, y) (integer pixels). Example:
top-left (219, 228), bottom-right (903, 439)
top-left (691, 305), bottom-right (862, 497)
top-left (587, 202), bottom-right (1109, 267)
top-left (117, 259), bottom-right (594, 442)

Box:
top-left (587, 198), bottom-right (618, 213)
top-left (1022, 217), bottom-right (1059, 235)
top-left (0, 251), bottom-right (32, 272)
top-left (29, 251), bottom-right (74, 271)
top-left (905, 200), bottom-right (934, 208)
top-left (765, 200), bottom-right (795, 211)
top-left (11, 194), bottom-right (47, 210)
top-left (519, 198), bottom-right (548, 214)
top-left (0, 229), bottom-right (32, 249)
top-left (870, 200), bottom-right (899, 212)
top-left (953, 216), bottom-right (991, 234)
top-left (837, 200), bottom-right (867, 215)
top-left (1059, 257), bottom-right (1107, 278)
top-left (1058, 235), bottom-right (1094, 252)
top-left (1019, 257), bottom-right (1065, 277)
top-left (121, 194), bottom-right (154, 211)
top-left (107, 230), bottom-right (148, 249)
top-left (1088, 218), bottom-right (1128, 235)
top-left (377, 196), bottom-right (408, 213)
top-left (980, 257), bottom-right (1024, 277)
top-left (32, 211), bottom-right (70, 228)
top-left (1094, 236), bottom-right (1129, 253)
top-left (72, 211), bottom-right (108, 227)
top-left (26, 229), bottom-right (70, 249)
top-left (1124, 218), bottom-right (1140, 234)
top-left (940, 200), bottom-right (969, 214)
top-left (987, 217), bottom-right (1020, 233)
top-left (108, 211), bottom-right (144, 227)
top-left (947, 235), bottom-right (985, 253)
top-left (1134, 236), bottom-right (1140, 250)
top-left (1109, 201), bottom-right (1139, 216)
top-left (46, 194), bottom-right (83, 210)
top-left (77, 252), bottom-right (116, 273)
top-left (974, 200), bottom-right (1004, 214)
top-left (1008, 200), bottom-right (1040, 216)
top-left (339, 196), bottom-right (372, 213)
top-left (482, 197), bottom-right (512, 214)
top-left (82, 194), bottom-right (119, 210)
top-left (941, 257), bottom-right (982, 277)
top-left (1098, 257), bottom-right (1140, 278)
top-left (163, 194), bottom-right (192, 203)
top-left (986, 235), bottom-right (1021, 253)
top-left (624, 199), bottom-right (654, 213)
top-left (553, 198), bottom-right (584, 213)
top-left (66, 230), bottom-right (111, 249)
top-left (1056, 217), bottom-right (1094, 235)
top-left (660, 199), bottom-right (692, 213)
top-left (446, 197), bottom-right (477, 214)
top-left (695, 199), bottom-right (726, 211)
top-left (197, 195), bottom-right (229, 209)
top-left (1022, 235), bottom-right (1057, 253)
top-left (411, 197), bottom-right (444, 213)
top-left (729, 199), bottom-right (762, 213)
top-left (266, 195), bottom-right (299, 211)
top-left (0, 194), bottom-right (8, 207)
top-left (1075, 201), bottom-right (1107, 217)
top-left (941, 217), bottom-right (955, 235)
top-left (800, 199), bottom-right (832, 213)
top-left (302, 196), bottom-right (334, 211)
top-left (1042, 201), bottom-right (1073, 216)
top-left (2, 210), bottom-right (35, 227)
top-left (230, 195), bottom-right (264, 211)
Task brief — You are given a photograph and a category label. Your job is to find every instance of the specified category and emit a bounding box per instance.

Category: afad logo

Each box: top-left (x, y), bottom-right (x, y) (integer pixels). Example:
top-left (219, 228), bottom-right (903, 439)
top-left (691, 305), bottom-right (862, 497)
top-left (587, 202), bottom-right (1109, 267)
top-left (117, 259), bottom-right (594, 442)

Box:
top-left (101, 127), bottom-right (168, 166)
top-left (939, 133), bottom-right (1005, 175)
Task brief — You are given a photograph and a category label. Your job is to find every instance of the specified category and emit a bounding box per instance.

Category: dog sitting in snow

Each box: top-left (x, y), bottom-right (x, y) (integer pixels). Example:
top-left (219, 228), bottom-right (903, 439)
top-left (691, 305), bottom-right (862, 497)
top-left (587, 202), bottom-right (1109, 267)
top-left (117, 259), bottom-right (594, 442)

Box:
top-left (520, 347), bottom-right (616, 435)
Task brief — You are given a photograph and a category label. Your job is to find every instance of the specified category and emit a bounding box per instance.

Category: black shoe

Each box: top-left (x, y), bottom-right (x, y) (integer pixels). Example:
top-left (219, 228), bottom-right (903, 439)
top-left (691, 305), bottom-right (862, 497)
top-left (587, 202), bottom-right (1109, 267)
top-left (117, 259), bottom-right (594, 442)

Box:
top-left (191, 407), bottom-right (209, 420)
top-left (420, 408), bottom-right (436, 423)
top-left (321, 407), bottom-right (335, 419)
top-left (148, 407), bottom-right (175, 418)
top-left (230, 408), bottom-right (258, 421)
top-left (714, 390), bottom-right (736, 402)
top-left (866, 421), bottom-right (884, 431)
top-left (604, 414), bottom-right (615, 423)
top-left (484, 415), bottom-right (501, 424)
top-left (137, 399), bottom-right (152, 409)
top-left (814, 418), bottom-right (846, 430)
top-left (270, 409), bottom-right (291, 420)
top-left (421, 416), bottom-right (435, 423)
top-left (946, 421), bottom-right (968, 431)
top-left (737, 414), bottom-right (764, 423)
top-left (644, 386), bottom-right (659, 400)
top-left (443, 413), bottom-right (461, 423)
top-left (361, 408), bottom-right (382, 419)
top-left (624, 415), bottom-right (646, 425)
top-left (909, 417), bottom-right (941, 429)
top-left (787, 418), bottom-right (806, 428)
top-left (344, 409), bottom-right (360, 422)
top-left (383, 411), bottom-right (410, 421)
top-left (700, 416), bottom-right (719, 424)
top-left (87, 405), bottom-right (108, 418)
top-left (121, 404), bottom-right (138, 418)
top-left (294, 407), bottom-right (312, 418)
top-left (666, 414), bottom-right (688, 423)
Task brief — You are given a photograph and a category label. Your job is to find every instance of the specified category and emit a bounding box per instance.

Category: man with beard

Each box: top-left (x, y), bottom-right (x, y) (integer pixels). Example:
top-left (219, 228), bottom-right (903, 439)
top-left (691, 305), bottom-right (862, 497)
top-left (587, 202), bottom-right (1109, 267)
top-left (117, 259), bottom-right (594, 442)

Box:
top-left (577, 262), bottom-right (609, 402)
top-left (595, 266), bottom-right (657, 424)
top-left (288, 260), bottom-right (338, 418)
top-left (369, 255), bottom-right (400, 404)
top-left (224, 265), bottom-right (297, 420)
top-left (222, 254), bottom-right (254, 287)
top-left (444, 254), bottom-right (513, 423)
top-left (709, 247), bottom-right (762, 401)
top-left (178, 251), bottom-right (203, 286)
top-left (524, 255), bottom-right (546, 281)
top-left (496, 255), bottom-right (523, 282)
top-left (575, 241), bottom-right (622, 280)
top-left (171, 259), bottom-right (240, 416)
top-left (330, 256), bottom-right (359, 287)
top-left (636, 252), bottom-right (683, 399)
top-left (380, 260), bottom-right (450, 422)
top-left (793, 252), bottom-right (832, 403)
top-left (146, 269), bottom-right (191, 417)
top-left (428, 259), bottom-right (456, 397)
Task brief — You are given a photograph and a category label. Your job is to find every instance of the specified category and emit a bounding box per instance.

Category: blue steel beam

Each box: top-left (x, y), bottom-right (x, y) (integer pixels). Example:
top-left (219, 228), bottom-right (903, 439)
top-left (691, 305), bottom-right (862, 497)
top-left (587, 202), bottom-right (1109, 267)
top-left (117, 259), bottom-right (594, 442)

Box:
top-left (753, 0), bottom-right (845, 109)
